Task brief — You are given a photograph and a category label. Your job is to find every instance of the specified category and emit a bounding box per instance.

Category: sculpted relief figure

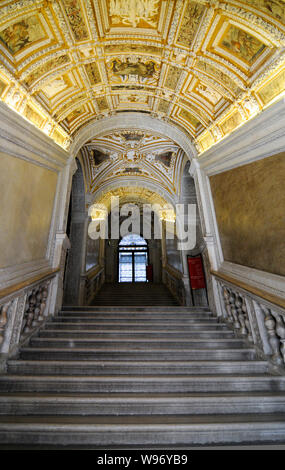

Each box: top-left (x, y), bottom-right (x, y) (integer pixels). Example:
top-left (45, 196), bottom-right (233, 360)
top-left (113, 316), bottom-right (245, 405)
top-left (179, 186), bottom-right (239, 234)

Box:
top-left (42, 77), bottom-right (67, 98)
top-left (109, 0), bottom-right (159, 27)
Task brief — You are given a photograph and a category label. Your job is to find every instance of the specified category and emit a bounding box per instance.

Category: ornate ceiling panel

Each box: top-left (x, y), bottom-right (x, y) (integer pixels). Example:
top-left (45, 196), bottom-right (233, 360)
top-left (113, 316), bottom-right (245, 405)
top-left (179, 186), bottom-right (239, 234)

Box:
top-left (0, 0), bottom-right (284, 152)
top-left (79, 129), bottom-right (186, 198)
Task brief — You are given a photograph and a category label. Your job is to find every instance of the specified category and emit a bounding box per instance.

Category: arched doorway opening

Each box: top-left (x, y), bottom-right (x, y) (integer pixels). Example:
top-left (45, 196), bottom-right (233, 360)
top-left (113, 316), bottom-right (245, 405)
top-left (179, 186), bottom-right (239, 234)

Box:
top-left (118, 234), bottom-right (148, 283)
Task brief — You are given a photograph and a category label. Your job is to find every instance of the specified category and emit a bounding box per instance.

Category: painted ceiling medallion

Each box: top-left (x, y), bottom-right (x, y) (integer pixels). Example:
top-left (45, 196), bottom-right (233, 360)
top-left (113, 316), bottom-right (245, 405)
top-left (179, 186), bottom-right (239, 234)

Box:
top-left (0, 0), bottom-right (283, 152)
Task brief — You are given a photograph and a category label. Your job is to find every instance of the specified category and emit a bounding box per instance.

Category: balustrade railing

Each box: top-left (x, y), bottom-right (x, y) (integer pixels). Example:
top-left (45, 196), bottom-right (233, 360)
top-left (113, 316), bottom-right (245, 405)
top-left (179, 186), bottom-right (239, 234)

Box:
top-left (212, 271), bottom-right (285, 371)
top-left (21, 280), bottom-right (50, 336)
top-left (0, 270), bottom-right (58, 363)
top-left (82, 266), bottom-right (105, 305)
top-left (163, 265), bottom-right (185, 306)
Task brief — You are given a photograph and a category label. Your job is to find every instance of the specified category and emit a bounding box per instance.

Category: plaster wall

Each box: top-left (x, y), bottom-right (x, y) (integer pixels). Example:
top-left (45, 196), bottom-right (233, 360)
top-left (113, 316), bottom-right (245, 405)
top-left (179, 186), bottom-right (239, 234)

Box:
top-left (210, 152), bottom-right (285, 277)
top-left (0, 152), bottom-right (58, 268)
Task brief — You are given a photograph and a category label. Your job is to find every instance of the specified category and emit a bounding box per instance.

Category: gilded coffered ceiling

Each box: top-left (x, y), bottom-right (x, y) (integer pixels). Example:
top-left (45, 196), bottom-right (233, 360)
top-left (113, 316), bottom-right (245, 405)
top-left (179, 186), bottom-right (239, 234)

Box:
top-left (0, 0), bottom-right (285, 152)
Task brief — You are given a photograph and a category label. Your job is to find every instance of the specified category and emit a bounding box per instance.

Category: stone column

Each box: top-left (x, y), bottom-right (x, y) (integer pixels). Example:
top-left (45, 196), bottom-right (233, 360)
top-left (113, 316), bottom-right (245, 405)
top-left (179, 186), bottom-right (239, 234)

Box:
top-left (49, 157), bottom-right (77, 313)
top-left (189, 159), bottom-right (224, 316)
top-left (180, 252), bottom-right (193, 306)
top-left (78, 212), bottom-right (90, 305)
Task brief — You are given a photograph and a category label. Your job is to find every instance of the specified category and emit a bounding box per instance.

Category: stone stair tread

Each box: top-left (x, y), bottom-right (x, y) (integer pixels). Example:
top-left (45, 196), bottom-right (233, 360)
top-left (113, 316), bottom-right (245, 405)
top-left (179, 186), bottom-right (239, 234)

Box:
top-left (57, 317), bottom-right (215, 322)
top-left (31, 337), bottom-right (241, 343)
top-left (56, 317), bottom-right (217, 321)
top-left (0, 413), bottom-right (285, 426)
top-left (20, 346), bottom-right (256, 353)
top-left (7, 359), bottom-right (269, 375)
top-left (0, 374), bottom-right (281, 381)
top-left (51, 316), bottom-right (220, 328)
top-left (62, 308), bottom-right (211, 311)
top-left (41, 328), bottom-right (232, 333)
top-left (60, 310), bottom-right (212, 313)
top-left (60, 311), bottom-right (212, 314)
top-left (7, 359), bottom-right (268, 366)
top-left (7, 359), bottom-right (268, 373)
top-left (1, 391), bottom-right (285, 399)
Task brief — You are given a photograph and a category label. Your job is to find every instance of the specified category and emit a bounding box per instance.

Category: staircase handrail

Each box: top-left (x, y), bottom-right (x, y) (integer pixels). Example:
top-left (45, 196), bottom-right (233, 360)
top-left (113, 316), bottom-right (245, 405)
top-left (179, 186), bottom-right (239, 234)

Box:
top-left (211, 270), bottom-right (285, 371)
top-left (0, 269), bottom-right (59, 302)
top-left (211, 270), bottom-right (285, 311)
top-left (0, 268), bottom-right (59, 363)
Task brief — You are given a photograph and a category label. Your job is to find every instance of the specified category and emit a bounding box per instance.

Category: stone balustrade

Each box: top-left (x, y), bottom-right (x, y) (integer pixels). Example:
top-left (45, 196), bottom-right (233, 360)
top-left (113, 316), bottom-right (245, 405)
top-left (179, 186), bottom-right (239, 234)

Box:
top-left (0, 272), bottom-right (56, 363)
top-left (214, 275), bottom-right (285, 370)
top-left (21, 280), bottom-right (51, 337)
top-left (163, 265), bottom-right (186, 306)
top-left (83, 267), bottom-right (105, 305)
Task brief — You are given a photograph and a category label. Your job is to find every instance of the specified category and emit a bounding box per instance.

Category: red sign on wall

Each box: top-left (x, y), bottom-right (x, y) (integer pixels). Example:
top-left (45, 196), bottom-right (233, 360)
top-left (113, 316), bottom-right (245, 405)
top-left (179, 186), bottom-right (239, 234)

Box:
top-left (187, 256), bottom-right (206, 290)
top-left (146, 264), bottom-right (153, 282)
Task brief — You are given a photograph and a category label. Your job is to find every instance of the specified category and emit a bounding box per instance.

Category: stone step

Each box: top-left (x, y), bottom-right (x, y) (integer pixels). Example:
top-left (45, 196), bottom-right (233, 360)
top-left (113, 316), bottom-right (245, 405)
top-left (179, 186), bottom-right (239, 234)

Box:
top-left (44, 321), bottom-right (229, 331)
top-left (7, 360), bottom-right (270, 376)
top-left (3, 299), bottom-right (285, 448)
top-left (20, 347), bottom-right (257, 361)
top-left (0, 414), bottom-right (285, 446)
top-left (59, 312), bottom-right (213, 320)
top-left (91, 303), bottom-right (179, 306)
top-left (0, 392), bottom-right (284, 416)
top-left (0, 375), bottom-right (283, 394)
top-left (62, 306), bottom-right (210, 312)
top-left (53, 316), bottom-right (218, 324)
top-left (39, 329), bottom-right (235, 340)
top-left (29, 337), bottom-right (247, 350)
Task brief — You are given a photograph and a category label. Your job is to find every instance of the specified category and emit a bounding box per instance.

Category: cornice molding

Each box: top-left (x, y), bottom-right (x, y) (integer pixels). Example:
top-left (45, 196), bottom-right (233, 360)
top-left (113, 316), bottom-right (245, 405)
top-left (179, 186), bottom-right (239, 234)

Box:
top-left (198, 97), bottom-right (285, 174)
top-left (0, 101), bottom-right (69, 168)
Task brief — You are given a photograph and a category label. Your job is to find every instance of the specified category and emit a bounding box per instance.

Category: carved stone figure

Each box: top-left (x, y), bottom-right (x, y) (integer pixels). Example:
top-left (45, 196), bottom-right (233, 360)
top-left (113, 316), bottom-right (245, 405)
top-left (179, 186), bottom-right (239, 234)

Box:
top-left (109, 0), bottom-right (159, 28)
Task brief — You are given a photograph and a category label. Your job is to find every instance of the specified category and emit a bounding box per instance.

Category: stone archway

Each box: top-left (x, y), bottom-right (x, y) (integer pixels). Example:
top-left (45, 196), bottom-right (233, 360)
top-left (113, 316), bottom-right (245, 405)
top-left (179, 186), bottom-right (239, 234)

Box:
top-left (70, 113), bottom-right (197, 161)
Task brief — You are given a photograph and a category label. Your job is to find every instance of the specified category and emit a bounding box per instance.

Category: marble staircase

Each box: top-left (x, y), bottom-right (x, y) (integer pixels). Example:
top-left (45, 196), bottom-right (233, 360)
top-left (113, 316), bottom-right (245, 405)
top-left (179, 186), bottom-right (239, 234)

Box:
top-left (0, 306), bottom-right (285, 448)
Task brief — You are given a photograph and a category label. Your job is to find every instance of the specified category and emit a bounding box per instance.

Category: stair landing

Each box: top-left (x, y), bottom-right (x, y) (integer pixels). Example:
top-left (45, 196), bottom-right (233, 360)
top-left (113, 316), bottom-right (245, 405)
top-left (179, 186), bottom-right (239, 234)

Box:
top-left (90, 283), bottom-right (179, 306)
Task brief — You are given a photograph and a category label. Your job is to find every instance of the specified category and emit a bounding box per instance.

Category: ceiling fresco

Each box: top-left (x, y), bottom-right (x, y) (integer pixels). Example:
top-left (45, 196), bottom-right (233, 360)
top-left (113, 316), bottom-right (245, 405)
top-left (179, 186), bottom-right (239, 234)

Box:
top-left (0, 0), bottom-right (284, 152)
top-left (79, 130), bottom-right (187, 198)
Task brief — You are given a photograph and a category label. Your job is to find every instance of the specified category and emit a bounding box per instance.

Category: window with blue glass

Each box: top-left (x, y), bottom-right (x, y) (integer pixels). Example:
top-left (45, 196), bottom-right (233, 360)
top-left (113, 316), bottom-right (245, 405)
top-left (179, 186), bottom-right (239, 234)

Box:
top-left (118, 234), bottom-right (148, 283)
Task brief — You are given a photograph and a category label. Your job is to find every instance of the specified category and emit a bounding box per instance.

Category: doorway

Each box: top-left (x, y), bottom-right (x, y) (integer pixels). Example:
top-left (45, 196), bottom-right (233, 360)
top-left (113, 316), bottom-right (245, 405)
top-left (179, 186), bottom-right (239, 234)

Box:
top-left (118, 234), bottom-right (148, 283)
